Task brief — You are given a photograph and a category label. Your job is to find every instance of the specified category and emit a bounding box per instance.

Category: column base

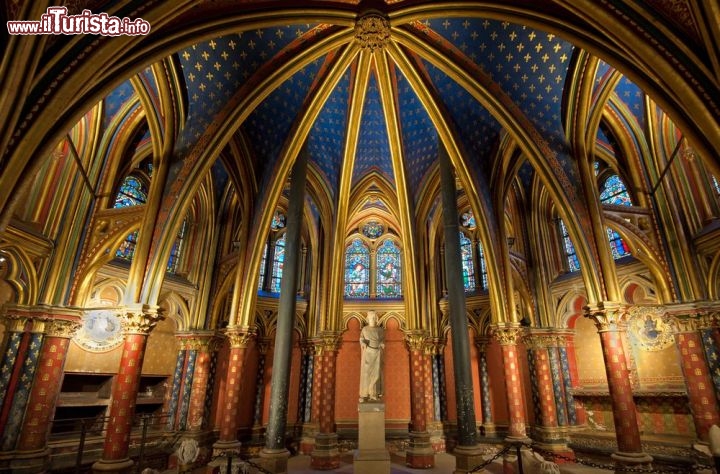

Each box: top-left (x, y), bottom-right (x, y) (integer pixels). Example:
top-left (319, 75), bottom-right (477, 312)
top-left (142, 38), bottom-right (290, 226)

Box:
top-left (531, 425), bottom-right (569, 445)
top-left (452, 444), bottom-right (487, 474)
top-left (480, 422), bottom-right (497, 437)
top-left (310, 433), bottom-right (340, 470)
top-left (10, 448), bottom-right (50, 474)
top-left (612, 451), bottom-right (653, 472)
top-left (92, 458), bottom-right (134, 474)
top-left (406, 431), bottom-right (435, 468)
top-left (212, 439), bottom-right (241, 453)
top-left (259, 447), bottom-right (290, 473)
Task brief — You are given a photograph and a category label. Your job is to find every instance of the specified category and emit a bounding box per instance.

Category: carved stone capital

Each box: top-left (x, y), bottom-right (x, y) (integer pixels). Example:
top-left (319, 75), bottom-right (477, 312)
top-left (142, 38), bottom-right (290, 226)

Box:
top-left (404, 331), bottom-right (427, 352)
top-left (256, 337), bottom-right (271, 355)
top-left (474, 336), bottom-right (491, 352)
top-left (224, 326), bottom-right (257, 348)
top-left (583, 302), bottom-right (628, 332)
top-left (177, 331), bottom-right (219, 351)
top-left (668, 316), bottom-right (702, 334)
top-left (423, 337), bottom-right (445, 356)
top-left (523, 333), bottom-right (556, 350)
top-left (121, 305), bottom-right (164, 335)
top-left (491, 324), bottom-right (524, 346)
top-left (312, 333), bottom-right (342, 355)
top-left (355, 12), bottom-right (390, 51)
top-left (44, 318), bottom-right (83, 339)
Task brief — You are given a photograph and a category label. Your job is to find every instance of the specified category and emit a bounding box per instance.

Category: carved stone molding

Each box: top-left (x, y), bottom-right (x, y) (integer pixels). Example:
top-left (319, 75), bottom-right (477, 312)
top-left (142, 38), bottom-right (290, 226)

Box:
top-left (0, 304), bottom-right (83, 333)
top-left (355, 12), bottom-right (390, 51)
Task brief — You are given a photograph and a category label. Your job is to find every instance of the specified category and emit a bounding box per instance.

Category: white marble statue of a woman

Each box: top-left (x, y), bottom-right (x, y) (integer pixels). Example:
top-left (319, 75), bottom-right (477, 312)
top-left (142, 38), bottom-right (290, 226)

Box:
top-left (359, 310), bottom-right (385, 402)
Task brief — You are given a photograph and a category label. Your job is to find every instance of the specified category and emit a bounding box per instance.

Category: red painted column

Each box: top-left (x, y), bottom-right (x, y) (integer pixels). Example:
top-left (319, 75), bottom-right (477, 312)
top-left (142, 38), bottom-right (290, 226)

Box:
top-left (310, 334), bottom-right (341, 470)
top-left (674, 317), bottom-right (720, 441)
top-left (93, 305), bottom-right (163, 473)
top-left (405, 331), bottom-right (434, 468)
top-left (186, 333), bottom-right (218, 431)
top-left (16, 317), bottom-right (81, 452)
top-left (492, 324), bottom-right (528, 440)
top-left (213, 327), bottom-right (255, 451)
top-left (585, 303), bottom-right (652, 468)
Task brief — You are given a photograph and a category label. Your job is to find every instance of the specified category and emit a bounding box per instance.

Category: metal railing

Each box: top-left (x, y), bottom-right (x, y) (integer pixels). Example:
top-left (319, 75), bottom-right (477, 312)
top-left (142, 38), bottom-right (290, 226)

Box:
top-left (42, 412), bottom-right (173, 473)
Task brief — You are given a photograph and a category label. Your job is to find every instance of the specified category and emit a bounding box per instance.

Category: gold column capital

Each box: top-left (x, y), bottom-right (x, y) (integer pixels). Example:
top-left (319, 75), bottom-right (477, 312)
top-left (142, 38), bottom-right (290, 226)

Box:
top-left (404, 330), bottom-right (428, 352)
top-left (491, 324), bottom-right (524, 345)
top-left (44, 318), bottom-right (83, 339)
top-left (583, 301), bottom-right (628, 332)
top-left (522, 332), bottom-right (556, 350)
top-left (0, 304), bottom-right (84, 333)
top-left (224, 326), bottom-right (257, 348)
top-left (312, 332), bottom-right (342, 355)
top-left (121, 304), bottom-right (164, 335)
top-left (177, 331), bottom-right (220, 351)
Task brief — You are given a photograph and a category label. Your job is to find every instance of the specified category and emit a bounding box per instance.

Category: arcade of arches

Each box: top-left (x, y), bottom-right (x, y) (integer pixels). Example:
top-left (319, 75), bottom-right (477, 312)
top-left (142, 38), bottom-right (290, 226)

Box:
top-left (2, 1), bottom-right (720, 473)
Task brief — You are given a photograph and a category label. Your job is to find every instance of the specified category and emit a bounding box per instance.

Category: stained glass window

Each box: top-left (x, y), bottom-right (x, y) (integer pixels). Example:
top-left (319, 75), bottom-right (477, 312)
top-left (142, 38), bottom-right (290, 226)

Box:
top-left (166, 219), bottom-right (187, 274)
top-left (606, 227), bottom-right (631, 259)
top-left (345, 239), bottom-right (370, 297)
top-left (113, 176), bottom-right (147, 208)
top-left (713, 176), bottom-right (720, 195)
top-left (271, 212), bottom-right (286, 230)
top-left (461, 211), bottom-right (476, 229)
top-left (460, 232), bottom-right (476, 292)
top-left (270, 234), bottom-right (286, 293)
top-left (116, 230), bottom-right (138, 261)
top-left (478, 242), bottom-right (488, 290)
top-left (362, 221), bottom-right (384, 239)
top-left (559, 219), bottom-right (580, 272)
top-left (599, 174), bottom-right (632, 206)
top-left (376, 239), bottom-right (402, 298)
top-left (258, 241), bottom-right (268, 291)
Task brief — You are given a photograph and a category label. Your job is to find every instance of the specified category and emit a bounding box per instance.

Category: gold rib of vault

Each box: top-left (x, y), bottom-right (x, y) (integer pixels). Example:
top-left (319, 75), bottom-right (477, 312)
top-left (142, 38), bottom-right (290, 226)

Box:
top-left (325, 49), bottom-right (373, 332)
top-left (232, 42), bottom-right (361, 328)
top-left (374, 49), bottom-right (422, 330)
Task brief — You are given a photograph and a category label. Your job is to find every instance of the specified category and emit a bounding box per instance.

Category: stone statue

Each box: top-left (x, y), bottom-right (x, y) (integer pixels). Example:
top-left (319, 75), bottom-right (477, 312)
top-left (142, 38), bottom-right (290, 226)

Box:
top-left (359, 310), bottom-right (385, 402)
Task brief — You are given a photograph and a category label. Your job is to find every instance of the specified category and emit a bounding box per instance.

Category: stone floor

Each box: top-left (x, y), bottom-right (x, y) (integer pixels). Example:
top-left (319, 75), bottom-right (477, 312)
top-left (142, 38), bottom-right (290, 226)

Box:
top-left (284, 451), bottom-right (618, 473)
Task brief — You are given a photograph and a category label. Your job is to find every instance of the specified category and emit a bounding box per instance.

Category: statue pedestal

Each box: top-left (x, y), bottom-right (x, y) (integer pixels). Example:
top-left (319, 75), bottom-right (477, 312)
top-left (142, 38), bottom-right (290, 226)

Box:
top-left (354, 402), bottom-right (390, 474)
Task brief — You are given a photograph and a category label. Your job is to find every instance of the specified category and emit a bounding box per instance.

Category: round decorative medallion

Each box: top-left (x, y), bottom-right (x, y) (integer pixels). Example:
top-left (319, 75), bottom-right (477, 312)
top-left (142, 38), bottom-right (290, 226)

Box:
top-left (628, 313), bottom-right (673, 351)
top-left (355, 13), bottom-right (391, 51)
top-left (361, 220), bottom-right (384, 239)
top-left (74, 309), bottom-right (123, 352)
